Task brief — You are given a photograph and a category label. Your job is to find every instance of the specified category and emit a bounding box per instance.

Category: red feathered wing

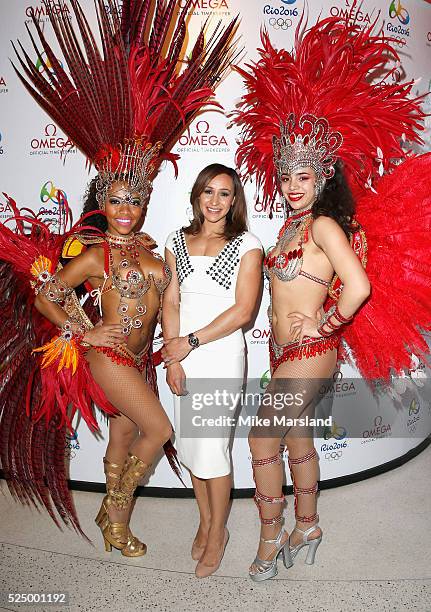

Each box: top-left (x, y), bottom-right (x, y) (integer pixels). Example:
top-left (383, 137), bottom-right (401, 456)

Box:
top-left (337, 153), bottom-right (431, 379)
top-left (0, 197), bottom-right (118, 535)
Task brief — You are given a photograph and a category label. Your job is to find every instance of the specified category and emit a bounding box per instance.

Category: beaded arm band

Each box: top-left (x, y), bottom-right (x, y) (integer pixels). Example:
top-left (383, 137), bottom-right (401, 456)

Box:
top-left (317, 304), bottom-right (353, 338)
top-left (36, 273), bottom-right (74, 304)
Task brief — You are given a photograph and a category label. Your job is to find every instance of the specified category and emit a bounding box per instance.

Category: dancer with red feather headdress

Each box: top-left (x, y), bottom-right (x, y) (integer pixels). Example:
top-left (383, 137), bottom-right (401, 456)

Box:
top-left (0, 0), bottom-right (240, 553)
top-left (232, 12), bottom-right (430, 580)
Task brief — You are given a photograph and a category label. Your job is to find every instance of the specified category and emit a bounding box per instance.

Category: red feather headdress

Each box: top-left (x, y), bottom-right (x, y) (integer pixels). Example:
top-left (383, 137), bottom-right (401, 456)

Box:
top-left (12, 0), bottom-right (240, 204)
top-left (232, 13), bottom-right (425, 214)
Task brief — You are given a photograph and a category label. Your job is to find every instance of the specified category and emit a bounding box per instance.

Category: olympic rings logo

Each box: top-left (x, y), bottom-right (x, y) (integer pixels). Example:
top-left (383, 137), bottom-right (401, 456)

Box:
top-left (392, 35), bottom-right (407, 48)
top-left (325, 451), bottom-right (343, 460)
top-left (269, 17), bottom-right (293, 30)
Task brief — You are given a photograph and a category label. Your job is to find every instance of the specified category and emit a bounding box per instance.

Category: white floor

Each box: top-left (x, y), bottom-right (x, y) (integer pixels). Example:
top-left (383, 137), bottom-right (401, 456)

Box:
top-left (0, 445), bottom-right (430, 612)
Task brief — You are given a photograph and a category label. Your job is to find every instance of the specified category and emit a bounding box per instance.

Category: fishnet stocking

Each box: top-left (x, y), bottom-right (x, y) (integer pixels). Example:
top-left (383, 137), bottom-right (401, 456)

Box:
top-left (86, 348), bottom-right (172, 522)
top-left (249, 348), bottom-right (336, 564)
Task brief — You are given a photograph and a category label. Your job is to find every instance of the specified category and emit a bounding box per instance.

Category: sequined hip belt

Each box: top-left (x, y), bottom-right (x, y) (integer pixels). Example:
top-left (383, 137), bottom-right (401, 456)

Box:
top-left (269, 331), bottom-right (339, 373)
top-left (93, 344), bottom-right (150, 373)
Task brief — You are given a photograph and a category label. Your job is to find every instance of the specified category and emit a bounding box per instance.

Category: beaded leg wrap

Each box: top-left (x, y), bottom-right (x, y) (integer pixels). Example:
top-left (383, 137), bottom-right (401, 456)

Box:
top-left (251, 452), bottom-right (285, 527)
top-left (288, 448), bottom-right (319, 524)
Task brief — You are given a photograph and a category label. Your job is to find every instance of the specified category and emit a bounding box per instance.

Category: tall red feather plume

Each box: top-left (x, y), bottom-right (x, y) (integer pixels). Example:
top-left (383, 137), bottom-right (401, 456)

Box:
top-left (12, 0), bottom-right (241, 174)
top-left (232, 13), bottom-right (425, 214)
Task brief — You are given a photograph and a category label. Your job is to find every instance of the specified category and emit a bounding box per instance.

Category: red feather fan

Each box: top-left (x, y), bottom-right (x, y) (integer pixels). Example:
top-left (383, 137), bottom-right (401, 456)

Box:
top-left (342, 153), bottom-right (431, 379)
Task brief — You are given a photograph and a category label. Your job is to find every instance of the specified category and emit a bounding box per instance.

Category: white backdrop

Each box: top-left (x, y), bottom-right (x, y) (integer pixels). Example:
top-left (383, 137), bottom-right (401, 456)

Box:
top-left (1, 0), bottom-right (430, 489)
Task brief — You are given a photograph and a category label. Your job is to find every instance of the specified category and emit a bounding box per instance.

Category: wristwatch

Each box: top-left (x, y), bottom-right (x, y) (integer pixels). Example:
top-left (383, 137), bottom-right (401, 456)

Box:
top-left (188, 332), bottom-right (200, 350)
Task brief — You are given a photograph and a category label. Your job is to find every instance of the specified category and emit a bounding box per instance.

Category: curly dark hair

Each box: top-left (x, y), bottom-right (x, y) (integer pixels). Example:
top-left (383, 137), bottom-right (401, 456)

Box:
top-left (313, 160), bottom-right (355, 236)
top-left (81, 177), bottom-right (108, 232)
top-left (313, 161), bottom-right (355, 236)
top-left (284, 161), bottom-right (355, 236)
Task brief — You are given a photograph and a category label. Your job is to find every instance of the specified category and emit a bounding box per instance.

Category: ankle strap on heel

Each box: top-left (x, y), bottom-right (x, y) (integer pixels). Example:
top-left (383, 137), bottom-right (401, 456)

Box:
top-left (293, 524), bottom-right (321, 542)
top-left (260, 526), bottom-right (286, 545)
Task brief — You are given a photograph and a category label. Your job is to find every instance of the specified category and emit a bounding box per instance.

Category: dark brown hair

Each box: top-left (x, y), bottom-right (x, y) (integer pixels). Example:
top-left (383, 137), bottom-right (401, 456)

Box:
top-left (81, 176), bottom-right (107, 232)
top-left (283, 161), bottom-right (355, 237)
top-left (183, 164), bottom-right (248, 240)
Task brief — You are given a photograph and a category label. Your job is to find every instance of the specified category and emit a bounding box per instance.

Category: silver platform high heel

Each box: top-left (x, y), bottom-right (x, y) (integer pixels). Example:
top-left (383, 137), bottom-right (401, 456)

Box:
top-left (289, 524), bottom-right (322, 565)
top-left (249, 452), bottom-right (294, 582)
top-left (249, 527), bottom-right (293, 582)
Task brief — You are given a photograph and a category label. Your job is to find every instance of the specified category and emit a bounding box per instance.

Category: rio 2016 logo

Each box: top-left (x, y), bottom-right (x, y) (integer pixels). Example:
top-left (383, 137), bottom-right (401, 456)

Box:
top-left (38, 180), bottom-right (69, 230)
top-left (389, 0), bottom-right (410, 25)
top-left (40, 181), bottom-right (68, 206)
top-left (408, 399), bottom-right (420, 416)
top-left (323, 420), bottom-right (347, 441)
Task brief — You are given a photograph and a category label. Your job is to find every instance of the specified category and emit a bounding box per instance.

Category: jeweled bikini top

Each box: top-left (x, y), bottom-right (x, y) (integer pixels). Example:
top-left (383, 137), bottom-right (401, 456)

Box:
top-left (264, 208), bottom-right (330, 288)
top-left (91, 232), bottom-right (172, 335)
top-left (106, 232), bottom-right (171, 296)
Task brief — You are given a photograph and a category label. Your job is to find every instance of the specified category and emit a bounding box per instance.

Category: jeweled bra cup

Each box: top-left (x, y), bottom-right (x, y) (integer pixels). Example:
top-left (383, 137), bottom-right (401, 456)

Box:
top-left (264, 210), bottom-right (330, 288)
top-left (104, 233), bottom-right (172, 335)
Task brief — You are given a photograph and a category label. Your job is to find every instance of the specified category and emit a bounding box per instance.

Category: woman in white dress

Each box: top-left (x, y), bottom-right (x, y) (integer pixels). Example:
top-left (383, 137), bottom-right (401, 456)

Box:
top-left (162, 164), bottom-right (263, 577)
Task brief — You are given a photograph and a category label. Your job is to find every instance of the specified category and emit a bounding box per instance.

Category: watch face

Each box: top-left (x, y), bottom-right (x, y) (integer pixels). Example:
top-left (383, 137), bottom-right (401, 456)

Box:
top-left (188, 333), bottom-right (199, 348)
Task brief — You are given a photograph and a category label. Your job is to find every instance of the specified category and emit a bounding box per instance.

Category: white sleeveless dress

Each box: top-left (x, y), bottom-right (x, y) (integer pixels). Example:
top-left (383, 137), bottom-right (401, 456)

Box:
top-left (165, 228), bottom-right (263, 479)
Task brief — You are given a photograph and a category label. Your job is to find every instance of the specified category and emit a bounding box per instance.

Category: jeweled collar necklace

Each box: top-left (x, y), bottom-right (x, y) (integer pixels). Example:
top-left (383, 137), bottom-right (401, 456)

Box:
top-left (105, 231), bottom-right (136, 246)
top-left (277, 207), bottom-right (313, 240)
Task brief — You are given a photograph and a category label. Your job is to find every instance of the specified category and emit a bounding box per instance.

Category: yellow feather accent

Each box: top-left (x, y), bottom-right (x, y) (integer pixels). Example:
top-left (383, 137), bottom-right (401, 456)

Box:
top-left (64, 345), bottom-right (72, 371)
top-left (71, 349), bottom-right (78, 375)
top-left (41, 343), bottom-right (63, 368)
top-left (30, 255), bottom-right (53, 278)
top-left (33, 335), bottom-right (80, 374)
top-left (57, 343), bottom-right (68, 371)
